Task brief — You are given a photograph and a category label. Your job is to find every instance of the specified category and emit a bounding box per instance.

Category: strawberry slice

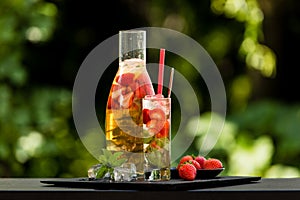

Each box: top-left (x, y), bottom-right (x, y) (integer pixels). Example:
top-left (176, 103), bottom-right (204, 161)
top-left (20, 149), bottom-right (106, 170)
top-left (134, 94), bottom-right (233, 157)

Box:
top-left (134, 73), bottom-right (154, 95)
top-left (135, 73), bottom-right (148, 84)
top-left (146, 119), bottom-right (165, 136)
top-left (129, 82), bottom-right (137, 93)
top-left (116, 73), bottom-right (135, 86)
top-left (143, 109), bottom-right (151, 124)
top-left (147, 128), bottom-right (159, 137)
top-left (111, 84), bottom-right (122, 92)
top-left (146, 119), bottom-right (160, 130)
top-left (156, 120), bottom-right (170, 138)
top-left (123, 86), bottom-right (134, 95)
top-left (135, 85), bottom-right (147, 99)
top-left (149, 108), bottom-right (165, 121)
top-left (111, 88), bottom-right (122, 100)
top-left (119, 92), bottom-right (134, 108)
top-left (107, 96), bottom-right (113, 109)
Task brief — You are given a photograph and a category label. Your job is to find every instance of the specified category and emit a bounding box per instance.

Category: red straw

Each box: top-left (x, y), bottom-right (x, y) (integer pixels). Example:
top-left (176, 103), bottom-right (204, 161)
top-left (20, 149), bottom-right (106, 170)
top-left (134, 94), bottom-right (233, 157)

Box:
top-left (157, 48), bottom-right (165, 95)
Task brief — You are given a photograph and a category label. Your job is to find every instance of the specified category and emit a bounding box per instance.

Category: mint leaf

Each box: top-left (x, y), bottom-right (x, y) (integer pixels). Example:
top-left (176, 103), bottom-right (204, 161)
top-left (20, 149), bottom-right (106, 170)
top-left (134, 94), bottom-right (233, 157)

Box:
top-left (97, 148), bottom-right (128, 169)
top-left (96, 165), bottom-right (108, 179)
top-left (110, 157), bottom-right (127, 168)
top-left (111, 151), bottom-right (123, 161)
top-left (98, 155), bottom-right (107, 164)
top-left (102, 149), bottom-right (113, 160)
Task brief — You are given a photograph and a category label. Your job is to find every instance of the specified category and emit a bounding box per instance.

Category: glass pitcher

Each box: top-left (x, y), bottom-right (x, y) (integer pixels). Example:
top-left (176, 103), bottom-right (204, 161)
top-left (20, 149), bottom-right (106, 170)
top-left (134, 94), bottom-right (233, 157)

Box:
top-left (105, 30), bottom-right (155, 179)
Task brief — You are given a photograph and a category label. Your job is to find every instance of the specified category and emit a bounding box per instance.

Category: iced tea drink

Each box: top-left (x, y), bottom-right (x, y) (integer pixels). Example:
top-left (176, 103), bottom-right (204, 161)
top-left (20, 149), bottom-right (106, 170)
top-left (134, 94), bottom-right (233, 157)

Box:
top-left (143, 96), bottom-right (171, 181)
top-left (105, 30), bottom-right (155, 179)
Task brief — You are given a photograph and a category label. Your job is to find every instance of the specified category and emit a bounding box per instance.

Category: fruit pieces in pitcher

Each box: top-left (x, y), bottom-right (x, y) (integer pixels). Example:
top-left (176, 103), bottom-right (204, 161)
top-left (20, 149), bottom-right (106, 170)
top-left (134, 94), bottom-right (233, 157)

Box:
top-left (108, 72), bottom-right (154, 110)
top-left (116, 73), bottom-right (135, 86)
top-left (105, 58), bottom-right (155, 154)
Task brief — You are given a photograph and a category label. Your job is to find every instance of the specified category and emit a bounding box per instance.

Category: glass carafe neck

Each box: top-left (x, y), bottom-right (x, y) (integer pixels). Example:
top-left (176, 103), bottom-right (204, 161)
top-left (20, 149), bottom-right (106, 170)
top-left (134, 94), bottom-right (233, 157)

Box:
top-left (119, 30), bottom-right (146, 62)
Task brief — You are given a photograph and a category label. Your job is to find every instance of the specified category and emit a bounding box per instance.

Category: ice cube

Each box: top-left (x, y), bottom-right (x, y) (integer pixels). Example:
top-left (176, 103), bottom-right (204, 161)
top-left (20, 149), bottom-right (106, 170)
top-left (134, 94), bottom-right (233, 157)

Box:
top-left (87, 164), bottom-right (102, 179)
top-left (145, 169), bottom-right (161, 181)
top-left (113, 163), bottom-right (137, 182)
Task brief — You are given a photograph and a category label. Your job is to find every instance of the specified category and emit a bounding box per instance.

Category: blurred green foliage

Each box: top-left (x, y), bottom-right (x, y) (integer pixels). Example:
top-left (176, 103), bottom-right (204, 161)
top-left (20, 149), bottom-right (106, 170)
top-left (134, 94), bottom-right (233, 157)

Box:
top-left (0, 0), bottom-right (97, 177)
top-left (0, 0), bottom-right (299, 178)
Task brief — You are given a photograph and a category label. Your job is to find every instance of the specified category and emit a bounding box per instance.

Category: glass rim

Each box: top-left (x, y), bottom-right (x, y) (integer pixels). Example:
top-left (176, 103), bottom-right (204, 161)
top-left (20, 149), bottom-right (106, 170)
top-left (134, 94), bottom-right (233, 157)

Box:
top-left (119, 30), bottom-right (146, 34)
top-left (143, 95), bottom-right (171, 100)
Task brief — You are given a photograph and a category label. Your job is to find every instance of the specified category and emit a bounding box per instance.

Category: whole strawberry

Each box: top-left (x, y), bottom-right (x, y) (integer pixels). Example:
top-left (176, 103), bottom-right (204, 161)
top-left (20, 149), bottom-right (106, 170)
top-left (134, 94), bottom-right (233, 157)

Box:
top-left (189, 159), bottom-right (201, 170)
top-left (194, 155), bottom-right (206, 168)
top-left (177, 155), bottom-right (193, 169)
top-left (178, 163), bottom-right (197, 181)
top-left (203, 158), bottom-right (223, 169)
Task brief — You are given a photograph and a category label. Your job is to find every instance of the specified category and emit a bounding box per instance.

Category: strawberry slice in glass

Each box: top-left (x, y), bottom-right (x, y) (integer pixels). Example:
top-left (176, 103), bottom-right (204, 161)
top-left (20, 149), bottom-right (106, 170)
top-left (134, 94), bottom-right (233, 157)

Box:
top-left (156, 120), bottom-right (170, 138)
top-left (149, 108), bottom-right (165, 121)
top-left (143, 109), bottom-right (151, 124)
top-left (146, 119), bottom-right (165, 136)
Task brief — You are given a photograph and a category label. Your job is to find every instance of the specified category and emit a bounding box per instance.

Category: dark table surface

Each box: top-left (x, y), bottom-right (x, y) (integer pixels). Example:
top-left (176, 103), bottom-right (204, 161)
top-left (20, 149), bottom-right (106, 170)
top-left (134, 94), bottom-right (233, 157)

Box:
top-left (0, 177), bottom-right (300, 200)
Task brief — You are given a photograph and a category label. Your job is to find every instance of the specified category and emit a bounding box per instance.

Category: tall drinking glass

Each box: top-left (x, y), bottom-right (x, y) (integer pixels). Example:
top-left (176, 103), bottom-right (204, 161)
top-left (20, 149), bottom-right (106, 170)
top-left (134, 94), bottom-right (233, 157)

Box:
top-left (143, 95), bottom-right (171, 181)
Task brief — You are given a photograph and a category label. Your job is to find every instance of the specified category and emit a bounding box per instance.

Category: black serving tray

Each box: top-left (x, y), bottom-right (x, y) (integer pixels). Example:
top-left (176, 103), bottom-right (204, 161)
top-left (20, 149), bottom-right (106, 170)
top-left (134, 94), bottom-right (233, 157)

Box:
top-left (41, 176), bottom-right (261, 191)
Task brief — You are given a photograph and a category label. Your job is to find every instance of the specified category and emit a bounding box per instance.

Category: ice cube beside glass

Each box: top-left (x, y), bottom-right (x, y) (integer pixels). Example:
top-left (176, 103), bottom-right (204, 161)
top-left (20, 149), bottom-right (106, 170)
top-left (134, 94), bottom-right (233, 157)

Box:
top-left (113, 163), bottom-right (137, 182)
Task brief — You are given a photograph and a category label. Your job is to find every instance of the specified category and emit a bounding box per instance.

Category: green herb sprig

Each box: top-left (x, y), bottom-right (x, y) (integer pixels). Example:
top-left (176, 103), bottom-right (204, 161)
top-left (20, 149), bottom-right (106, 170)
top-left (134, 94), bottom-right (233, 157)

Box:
top-left (95, 149), bottom-right (127, 179)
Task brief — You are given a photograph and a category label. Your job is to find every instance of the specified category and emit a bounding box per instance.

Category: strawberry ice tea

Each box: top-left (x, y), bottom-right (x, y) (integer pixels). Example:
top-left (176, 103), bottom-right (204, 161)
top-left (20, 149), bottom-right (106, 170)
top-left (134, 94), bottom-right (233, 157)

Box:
top-left (143, 96), bottom-right (171, 181)
top-left (105, 58), bottom-right (154, 178)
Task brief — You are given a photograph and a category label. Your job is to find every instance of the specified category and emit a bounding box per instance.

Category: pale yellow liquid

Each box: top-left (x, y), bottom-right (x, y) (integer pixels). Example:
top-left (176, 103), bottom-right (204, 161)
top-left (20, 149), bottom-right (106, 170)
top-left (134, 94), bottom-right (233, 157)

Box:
top-left (105, 58), bottom-right (154, 178)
